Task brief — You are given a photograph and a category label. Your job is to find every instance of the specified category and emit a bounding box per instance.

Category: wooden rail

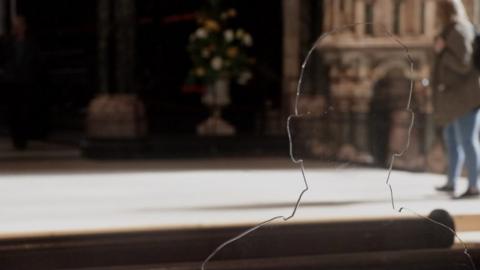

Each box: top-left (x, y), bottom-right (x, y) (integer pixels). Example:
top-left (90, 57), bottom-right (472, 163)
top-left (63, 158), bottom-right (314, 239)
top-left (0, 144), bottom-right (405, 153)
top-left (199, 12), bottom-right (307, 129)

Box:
top-left (0, 210), bottom-right (459, 270)
top-left (69, 249), bottom-right (480, 270)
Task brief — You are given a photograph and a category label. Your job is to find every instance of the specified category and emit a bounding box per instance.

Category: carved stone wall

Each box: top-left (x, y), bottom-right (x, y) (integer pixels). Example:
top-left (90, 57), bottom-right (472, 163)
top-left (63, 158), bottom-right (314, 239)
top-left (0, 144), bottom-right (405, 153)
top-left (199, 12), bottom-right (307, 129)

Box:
top-left (282, 0), bottom-right (478, 171)
top-left (320, 0), bottom-right (437, 169)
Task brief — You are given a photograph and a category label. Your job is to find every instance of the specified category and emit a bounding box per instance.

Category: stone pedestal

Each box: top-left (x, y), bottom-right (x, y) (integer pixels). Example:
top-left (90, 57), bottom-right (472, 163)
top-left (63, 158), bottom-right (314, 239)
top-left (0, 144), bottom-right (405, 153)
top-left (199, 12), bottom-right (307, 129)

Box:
top-left (86, 94), bottom-right (147, 139)
top-left (197, 78), bottom-right (236, 136)
top-left (197, 111), bottom-right (235, 136)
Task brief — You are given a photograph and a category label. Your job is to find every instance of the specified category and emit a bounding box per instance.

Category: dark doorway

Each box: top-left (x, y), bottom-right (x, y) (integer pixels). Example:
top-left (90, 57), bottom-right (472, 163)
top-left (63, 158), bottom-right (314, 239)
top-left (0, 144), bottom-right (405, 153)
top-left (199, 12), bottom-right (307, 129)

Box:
top-left (14, 0), bottom-right (97, 131)
top-left (370, 69), bottom-right (410, 166)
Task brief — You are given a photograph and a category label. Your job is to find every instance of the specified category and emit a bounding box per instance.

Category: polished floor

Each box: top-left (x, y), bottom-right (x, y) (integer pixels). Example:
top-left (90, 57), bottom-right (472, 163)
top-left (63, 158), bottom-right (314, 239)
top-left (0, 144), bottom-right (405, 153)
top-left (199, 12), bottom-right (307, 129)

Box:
top-left (0, 157), bottom-right (479, 243)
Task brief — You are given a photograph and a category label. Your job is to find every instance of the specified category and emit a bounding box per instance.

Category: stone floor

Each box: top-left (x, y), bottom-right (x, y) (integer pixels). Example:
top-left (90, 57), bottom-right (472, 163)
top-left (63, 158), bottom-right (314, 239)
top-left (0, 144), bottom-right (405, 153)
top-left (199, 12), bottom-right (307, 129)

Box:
top-left (0, 136), bottom-right (80, 161)
top-left (0, 157), bottom-right (479, 244)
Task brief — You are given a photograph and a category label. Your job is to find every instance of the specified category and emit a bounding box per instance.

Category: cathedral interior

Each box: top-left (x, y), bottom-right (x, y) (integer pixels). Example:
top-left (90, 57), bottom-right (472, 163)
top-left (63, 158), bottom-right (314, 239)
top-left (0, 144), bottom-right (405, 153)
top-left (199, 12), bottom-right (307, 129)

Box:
top-left (0, 0), bottom-right (480, 269)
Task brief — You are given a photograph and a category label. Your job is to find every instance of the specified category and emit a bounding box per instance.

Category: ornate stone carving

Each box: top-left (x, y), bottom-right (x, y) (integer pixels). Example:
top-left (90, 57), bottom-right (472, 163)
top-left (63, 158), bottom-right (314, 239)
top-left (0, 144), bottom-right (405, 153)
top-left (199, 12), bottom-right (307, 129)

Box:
top-left (282, 0), bottom-right (477, 169)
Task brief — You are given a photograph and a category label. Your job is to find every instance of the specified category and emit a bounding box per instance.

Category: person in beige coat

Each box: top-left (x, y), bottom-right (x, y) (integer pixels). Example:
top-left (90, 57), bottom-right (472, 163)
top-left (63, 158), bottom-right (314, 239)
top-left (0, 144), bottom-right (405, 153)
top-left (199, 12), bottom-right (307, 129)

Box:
top-left (433, 0), bottom-right (480, 198)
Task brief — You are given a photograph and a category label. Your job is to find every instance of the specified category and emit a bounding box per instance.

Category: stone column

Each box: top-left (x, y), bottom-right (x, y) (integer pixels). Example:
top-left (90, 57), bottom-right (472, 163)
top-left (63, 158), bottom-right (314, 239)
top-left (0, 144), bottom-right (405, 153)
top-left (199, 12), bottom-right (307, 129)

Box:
top-left (351, 80), bottom-right (374, 163)
top-left (344, 0), bottom-right (355, 26)
top-left (355, 0), bottom-right (365, 37)
top-left (115, 0), bottom-right (136, 93)
top-left (0, 0), bottom-right (6, 36)
top-left (98, 0), bottom-right (110, 94)
top-left (9, 0), bottom-right (15, 18)
top-left (403, 0), bottom-right (421, 35)
top-left (323, 0), bottom-right (333, 31)
top-left (424, 0), bottom-right (436, 37)
top-left (373, 0), bottom-right (393, 35)
top-left (331, 96), bottom-right (350, 138)
top-left (331, 81), bottom-right (356, 161)
top-left (398, 0), bottom-right (407, 36)
top-left (86, 0), bottom-right (147, 139)
top-left (332, 0), bottom-right (341, 29)
top-left (282, 0), bottom-right (301, 119)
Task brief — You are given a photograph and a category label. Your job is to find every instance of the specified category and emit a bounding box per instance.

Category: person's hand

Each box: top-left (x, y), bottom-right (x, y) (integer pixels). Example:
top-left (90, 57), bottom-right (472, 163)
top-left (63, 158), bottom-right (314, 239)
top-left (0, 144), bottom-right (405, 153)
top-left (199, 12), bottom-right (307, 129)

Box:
top-left (434, 37), bottom-right (446, 53)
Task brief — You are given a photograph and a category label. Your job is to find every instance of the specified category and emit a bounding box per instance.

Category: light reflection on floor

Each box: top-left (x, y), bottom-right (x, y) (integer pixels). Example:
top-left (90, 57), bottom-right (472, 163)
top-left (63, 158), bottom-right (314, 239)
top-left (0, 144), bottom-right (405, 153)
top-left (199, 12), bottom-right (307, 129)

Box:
top-left (0, 158), bottom-right (478, 245)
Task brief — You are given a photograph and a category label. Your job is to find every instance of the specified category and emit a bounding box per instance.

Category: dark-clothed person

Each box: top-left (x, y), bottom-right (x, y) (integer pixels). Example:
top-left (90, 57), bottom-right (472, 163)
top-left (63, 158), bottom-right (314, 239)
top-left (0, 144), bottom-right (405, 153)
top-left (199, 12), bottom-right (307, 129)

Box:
top-left (2, 16), bottom-right (45, 149)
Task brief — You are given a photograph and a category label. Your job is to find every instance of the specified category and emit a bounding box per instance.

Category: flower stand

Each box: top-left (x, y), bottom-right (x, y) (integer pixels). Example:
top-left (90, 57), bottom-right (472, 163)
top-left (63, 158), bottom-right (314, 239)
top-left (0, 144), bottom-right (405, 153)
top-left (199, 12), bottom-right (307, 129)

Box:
top-left (197, 78), bottom-right (236, 136)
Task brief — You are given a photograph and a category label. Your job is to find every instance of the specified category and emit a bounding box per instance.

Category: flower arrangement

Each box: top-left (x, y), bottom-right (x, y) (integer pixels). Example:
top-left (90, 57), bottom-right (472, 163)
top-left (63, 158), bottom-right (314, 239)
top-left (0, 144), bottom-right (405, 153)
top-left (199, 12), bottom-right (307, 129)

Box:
top-left (186, 2), bottom-right (253, 86)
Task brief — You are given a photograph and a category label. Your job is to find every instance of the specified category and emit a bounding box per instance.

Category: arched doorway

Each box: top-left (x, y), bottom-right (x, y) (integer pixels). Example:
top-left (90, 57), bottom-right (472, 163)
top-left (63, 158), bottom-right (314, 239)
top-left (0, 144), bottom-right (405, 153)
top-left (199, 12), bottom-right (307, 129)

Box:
top-left (370, 67), bottom-right (411, 166)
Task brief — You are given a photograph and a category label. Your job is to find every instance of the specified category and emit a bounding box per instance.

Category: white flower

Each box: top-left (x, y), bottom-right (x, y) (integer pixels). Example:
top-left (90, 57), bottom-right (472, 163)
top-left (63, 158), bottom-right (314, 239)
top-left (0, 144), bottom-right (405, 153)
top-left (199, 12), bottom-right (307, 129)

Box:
top-left (195, 28), bottom-right (207, 39)
top-left (211, 57), bottom-right (223, 70)
top-left (243, 33), bottom-right (253, 47)
top-left (237, 71), bottom-right (252, 85)
top-left (224, 30), bottom-right (234, 42)
top-left (201, 49), bottom-right (211, 58)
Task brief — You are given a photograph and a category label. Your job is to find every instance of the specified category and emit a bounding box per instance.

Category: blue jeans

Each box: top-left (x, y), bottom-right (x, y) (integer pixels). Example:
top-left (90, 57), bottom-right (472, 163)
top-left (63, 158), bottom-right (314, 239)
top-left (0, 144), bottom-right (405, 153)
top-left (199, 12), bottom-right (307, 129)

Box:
top-left (443, 109), bottom-right (480, 189)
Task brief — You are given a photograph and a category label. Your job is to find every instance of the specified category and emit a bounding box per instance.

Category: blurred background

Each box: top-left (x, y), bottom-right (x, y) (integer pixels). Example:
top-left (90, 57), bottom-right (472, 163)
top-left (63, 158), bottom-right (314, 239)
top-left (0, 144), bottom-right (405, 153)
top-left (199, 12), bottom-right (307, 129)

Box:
top-left (1, 0), bottom-right (480, 269)
top-left (0, 0), bottom-right (475, 167)
top-left (0, 0), bottom-right (463, 164)
top-left (0, 0), bottom-right (285, 159)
